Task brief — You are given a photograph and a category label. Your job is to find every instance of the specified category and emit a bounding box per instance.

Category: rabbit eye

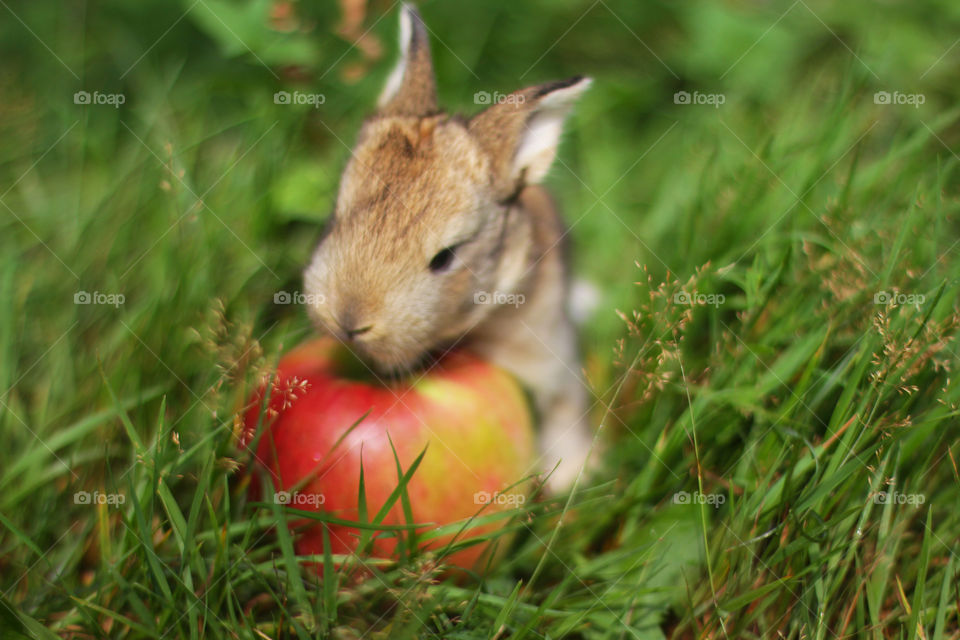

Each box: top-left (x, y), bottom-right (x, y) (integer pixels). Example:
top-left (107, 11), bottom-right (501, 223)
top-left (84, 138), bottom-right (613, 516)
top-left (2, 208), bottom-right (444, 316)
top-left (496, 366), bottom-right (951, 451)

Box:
top-left (428, 247), bottom-right (456, 273)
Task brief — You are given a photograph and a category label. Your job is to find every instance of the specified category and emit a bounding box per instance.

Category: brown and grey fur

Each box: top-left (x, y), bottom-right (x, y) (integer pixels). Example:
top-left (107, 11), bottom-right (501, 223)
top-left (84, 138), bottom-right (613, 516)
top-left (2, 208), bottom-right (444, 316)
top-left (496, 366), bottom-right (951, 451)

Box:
top-left (304, 4), bottom-right (594, 490)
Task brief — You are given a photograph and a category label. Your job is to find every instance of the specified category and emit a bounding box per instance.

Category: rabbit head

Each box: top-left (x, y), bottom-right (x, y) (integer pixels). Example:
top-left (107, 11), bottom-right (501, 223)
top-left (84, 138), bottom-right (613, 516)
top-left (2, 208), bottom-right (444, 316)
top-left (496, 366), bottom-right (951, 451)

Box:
top-left (304, 4), bottom-right (590, 372)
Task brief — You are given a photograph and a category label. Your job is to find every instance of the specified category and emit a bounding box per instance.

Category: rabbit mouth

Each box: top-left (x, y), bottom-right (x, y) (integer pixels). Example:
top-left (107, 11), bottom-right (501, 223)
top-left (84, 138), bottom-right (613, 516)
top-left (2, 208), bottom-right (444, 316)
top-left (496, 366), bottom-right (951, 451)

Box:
top-left (347, 333), bottom-right (464, 379)
top-left (341, 335), bottom-right (433, 377)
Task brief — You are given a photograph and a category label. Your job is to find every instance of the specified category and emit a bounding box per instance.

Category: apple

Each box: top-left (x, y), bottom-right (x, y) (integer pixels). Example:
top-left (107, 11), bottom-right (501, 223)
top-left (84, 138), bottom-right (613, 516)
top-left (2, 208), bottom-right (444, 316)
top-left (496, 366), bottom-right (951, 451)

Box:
top-left (242, 337), bottom-right (536, 573)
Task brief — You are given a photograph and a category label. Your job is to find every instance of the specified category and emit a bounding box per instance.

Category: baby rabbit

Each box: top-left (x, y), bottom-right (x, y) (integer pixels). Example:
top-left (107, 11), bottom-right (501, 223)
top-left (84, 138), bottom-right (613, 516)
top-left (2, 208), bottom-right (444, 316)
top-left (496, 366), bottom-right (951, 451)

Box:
top-left (304, 4), bottom-right (593, 491)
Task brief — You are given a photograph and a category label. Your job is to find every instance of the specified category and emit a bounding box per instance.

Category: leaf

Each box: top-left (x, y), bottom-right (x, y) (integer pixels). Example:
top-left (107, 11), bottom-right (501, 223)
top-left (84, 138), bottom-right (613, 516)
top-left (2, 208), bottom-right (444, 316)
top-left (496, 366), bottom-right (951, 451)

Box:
top-left (0, 596), bottom-right (61, 640)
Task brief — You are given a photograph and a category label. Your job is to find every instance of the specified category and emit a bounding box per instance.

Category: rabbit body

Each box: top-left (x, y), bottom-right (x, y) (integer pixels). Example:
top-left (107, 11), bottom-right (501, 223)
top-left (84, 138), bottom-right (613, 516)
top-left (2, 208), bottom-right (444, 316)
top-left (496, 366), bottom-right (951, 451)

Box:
top-left (304, 5), bottom-right (593, 490)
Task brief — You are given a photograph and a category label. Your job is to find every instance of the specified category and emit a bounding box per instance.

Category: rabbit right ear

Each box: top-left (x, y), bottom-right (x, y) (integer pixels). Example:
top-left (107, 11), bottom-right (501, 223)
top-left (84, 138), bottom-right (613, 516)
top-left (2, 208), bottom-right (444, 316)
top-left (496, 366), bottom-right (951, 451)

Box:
top-left (377, 4), bottom-right (438, 117)
top-left (469, 76), bottom-right (591, 199)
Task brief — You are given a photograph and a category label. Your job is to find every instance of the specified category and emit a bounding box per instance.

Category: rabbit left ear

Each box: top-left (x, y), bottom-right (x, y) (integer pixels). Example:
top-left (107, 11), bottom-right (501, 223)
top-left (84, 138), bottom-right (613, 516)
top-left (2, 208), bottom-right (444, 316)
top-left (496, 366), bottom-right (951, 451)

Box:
top-left (377, 4), bottom-right (438, 117)
top-left (469, 76), bottom-right (591, 198)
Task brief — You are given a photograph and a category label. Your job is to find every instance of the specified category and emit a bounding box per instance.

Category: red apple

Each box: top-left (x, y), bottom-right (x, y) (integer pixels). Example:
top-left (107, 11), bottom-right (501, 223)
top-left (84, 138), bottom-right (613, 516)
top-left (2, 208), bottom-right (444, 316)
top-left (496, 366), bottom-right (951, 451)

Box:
top-left (242, 337), bottom-right (536, 573)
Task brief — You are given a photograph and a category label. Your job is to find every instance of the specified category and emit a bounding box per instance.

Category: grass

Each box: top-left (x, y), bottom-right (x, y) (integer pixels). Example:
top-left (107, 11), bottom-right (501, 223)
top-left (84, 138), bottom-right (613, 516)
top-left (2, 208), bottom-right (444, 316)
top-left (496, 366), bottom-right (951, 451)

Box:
top-left (1, 0), bottom-right (959, 637)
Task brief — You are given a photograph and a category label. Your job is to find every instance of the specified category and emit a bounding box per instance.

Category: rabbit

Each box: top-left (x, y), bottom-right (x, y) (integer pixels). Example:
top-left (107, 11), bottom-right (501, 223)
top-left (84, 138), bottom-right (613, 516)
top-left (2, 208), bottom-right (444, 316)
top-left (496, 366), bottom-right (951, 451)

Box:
top-left (303, 3), bottom-right (594, 491)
